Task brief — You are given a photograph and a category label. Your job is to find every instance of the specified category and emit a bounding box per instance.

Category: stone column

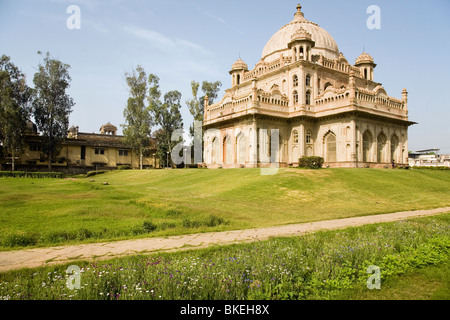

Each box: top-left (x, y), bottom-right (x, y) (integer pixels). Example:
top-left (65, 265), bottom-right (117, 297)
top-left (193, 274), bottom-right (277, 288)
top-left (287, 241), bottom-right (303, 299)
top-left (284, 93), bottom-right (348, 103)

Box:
top-left (299, 123), bottom-right (305, 157)
top-left (351, 119), bottom-right (357, 167)
top-left (251, 118), bottom-right (258, 166)
top-left (313, 71), bottom-right (318, 100)
top-left (299, 66), bottom-right (306, 106)
top-left (403, 128), bottom-right (409, 165)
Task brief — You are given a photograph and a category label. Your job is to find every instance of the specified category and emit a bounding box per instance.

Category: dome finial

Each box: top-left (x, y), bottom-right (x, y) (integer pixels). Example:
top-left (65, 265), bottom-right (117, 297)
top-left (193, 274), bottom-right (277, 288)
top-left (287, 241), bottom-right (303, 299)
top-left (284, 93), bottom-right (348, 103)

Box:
top-left (294, 3), bottom-right (304, 19)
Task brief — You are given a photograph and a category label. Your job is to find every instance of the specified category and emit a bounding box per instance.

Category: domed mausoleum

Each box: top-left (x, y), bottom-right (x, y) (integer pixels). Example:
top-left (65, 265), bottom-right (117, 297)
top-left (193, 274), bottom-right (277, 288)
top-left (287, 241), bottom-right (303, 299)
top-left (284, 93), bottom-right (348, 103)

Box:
top-left (203, 4), bottom-right (415, 168)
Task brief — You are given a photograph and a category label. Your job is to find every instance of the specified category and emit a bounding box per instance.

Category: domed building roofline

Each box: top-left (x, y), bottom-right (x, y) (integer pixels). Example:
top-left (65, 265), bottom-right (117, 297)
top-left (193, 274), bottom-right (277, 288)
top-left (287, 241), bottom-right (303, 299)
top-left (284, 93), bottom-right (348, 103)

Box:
top-left (231, 58), bottom-right (248, 71)
top-left (355, 52), bottom-right (376, 66)
top-left (100, 122), bottom-right (118, 135)
top-left (261, 3), bottom-right (340, 61)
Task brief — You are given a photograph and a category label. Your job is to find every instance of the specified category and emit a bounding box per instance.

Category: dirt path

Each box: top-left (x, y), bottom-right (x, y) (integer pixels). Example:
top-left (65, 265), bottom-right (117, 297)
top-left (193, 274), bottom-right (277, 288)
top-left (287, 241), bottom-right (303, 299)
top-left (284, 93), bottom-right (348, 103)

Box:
top-left (1, 207), bottom-right (449, 272)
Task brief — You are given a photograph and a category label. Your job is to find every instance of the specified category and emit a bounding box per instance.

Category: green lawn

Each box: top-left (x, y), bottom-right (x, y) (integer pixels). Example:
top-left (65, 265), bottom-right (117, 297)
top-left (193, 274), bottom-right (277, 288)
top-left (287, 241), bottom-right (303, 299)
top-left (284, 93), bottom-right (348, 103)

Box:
top-left (1, 167), bottom-right (450, 249)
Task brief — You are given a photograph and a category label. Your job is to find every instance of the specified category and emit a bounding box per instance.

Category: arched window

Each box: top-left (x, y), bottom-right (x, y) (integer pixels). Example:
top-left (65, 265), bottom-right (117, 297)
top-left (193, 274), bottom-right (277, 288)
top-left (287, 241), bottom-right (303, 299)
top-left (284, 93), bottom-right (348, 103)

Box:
top-left (293, 47), bottom-right (297, 62)
top-left (306, 131), bottom-right (312, 144)
top-left (306, 75), bottom-right (311, 87)
top-left (324, 82), bottom-right (332, 91)
top-left (293, 75), bottom-right (298, 87)
top-left (293, 130), bottom-right (299, 143)
top-left (236, 74), bottom-right (240, 85)
top-left (325, 133), bottom-right (337, 163)
top-left (293, 90), bottom-right (298, 104)
top-left (364, 68), bottom-right (368, 80)
top-left (299, 46), bottom-right (304, 59)
top-left (306, 90), bottom-right (311, 105)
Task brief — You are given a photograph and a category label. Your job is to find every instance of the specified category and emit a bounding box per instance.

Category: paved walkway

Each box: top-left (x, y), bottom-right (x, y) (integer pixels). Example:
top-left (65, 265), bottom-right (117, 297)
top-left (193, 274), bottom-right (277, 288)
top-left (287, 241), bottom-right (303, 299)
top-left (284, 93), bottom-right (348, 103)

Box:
top-left (1, 207), bottom-right (449, 272)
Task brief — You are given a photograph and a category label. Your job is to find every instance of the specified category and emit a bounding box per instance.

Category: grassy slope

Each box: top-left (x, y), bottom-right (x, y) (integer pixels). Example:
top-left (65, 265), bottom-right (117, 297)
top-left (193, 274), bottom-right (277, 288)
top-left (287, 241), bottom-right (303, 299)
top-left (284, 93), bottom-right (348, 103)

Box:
top-left (0, 168), bottom-right (449, 249)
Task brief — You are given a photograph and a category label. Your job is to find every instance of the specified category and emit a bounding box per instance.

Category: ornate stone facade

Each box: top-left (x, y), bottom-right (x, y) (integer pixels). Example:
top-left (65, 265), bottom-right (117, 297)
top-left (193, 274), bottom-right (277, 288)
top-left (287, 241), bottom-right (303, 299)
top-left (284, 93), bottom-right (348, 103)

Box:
top-left (203, 4), bottom-right (415, 168)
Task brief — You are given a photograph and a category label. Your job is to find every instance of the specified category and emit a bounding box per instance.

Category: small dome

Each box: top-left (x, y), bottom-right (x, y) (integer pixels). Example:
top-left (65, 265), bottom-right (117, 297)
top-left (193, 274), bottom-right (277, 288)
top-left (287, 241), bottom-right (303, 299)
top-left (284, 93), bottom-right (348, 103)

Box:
top-left (355, 52), bottom-right (375, 65)
top-left (100, 122), bottom-right (117, 135)
top-left (69, 125), bottom-right (77, 132)
top-left (231, 58), bottom-right (248, 71)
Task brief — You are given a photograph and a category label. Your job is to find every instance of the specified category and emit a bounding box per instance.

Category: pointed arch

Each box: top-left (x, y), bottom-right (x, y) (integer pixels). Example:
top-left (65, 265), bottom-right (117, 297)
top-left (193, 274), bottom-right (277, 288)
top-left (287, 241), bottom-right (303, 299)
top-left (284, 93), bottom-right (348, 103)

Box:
top-left (362, 130), bottom-right (373, 163)
top-left (377, 132), bottom-right (387, 163)
top-left (323, 131), bottom-right (337, 163)
top-left (211, 137), bottom-right (218, 164)
top-left (292, 129), bottom-right (299, 144)
top-left (390, 133), bottom-right (399, 163)
top-left (293, 75), bottom-right (298, 87)
top-left (293, 90), bottom-right (299, 104)
top-left (223, 135), bottom-right (232, 164)
top-left (236, 132), bottom-right (247, 164)
top-left (306, 90), bottom-right (311, 105)
top-left (305, 74), bottom-right (311, 87)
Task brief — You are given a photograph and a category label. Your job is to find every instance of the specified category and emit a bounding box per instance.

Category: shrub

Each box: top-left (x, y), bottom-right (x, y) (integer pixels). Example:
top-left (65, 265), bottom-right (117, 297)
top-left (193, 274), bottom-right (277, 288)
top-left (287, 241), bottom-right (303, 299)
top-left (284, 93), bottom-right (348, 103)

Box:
top-left (182, 218), bottom-right (201, 228)
top-left (117, 165), bottom-right (132, 170)
top-left (204, 215), bottom-right (226, 227)
top-left (0, 171), bottom-right (63, 178)
top-left (2, 231), bottom-right (39, 248)
top-left (86, 170), bottom-right (106, 177)
top-left (159, 222), bottom-right (177, 230)
top-left (142, 221), bottom-right (157, 233)
top-left (412, 166), bottom-right (449, 170)
top-left (298, 156), bottom-right (324, 169)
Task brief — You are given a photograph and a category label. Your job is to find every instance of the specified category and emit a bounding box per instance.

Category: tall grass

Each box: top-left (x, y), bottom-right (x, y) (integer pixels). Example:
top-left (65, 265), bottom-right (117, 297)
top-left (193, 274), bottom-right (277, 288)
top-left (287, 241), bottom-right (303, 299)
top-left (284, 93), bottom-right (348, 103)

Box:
top-left (0, 214), bottom-right (448, 300)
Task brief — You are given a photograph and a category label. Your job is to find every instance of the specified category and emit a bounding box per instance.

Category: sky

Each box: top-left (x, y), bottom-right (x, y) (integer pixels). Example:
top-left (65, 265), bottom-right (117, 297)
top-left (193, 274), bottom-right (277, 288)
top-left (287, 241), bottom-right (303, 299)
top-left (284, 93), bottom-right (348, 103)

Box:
top-left (1, 0), bottom-right (450, 153)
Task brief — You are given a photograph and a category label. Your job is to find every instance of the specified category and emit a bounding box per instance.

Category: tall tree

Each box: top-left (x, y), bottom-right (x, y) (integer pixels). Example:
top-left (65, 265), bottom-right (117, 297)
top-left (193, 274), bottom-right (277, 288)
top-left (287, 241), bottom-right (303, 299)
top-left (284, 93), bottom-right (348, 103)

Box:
top-left (148, 74), bottom-right (184, 168)
top-left (186, 80), bottom-right (221, 138)
top-left (122, 65), bottom-right (153, 169)
top-left (0, 55), bottom-right (32, 171)
top-left (186, 80), bottom-right (221, 164)
top-left (32, 51), bottom-right (74, 171)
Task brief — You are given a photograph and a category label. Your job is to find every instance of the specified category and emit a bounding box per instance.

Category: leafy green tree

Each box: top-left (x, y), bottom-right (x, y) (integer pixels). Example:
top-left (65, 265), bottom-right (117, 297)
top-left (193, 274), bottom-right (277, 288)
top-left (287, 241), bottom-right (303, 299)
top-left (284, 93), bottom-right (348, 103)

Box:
top-left (32, 51), bottom-right (74, 171)
top-left (122, 65), bottom-right (153, 169)
top-left (186, 80), bottom-right (221, 163)
top-left (0, 55), bottom-right (32, 171)
top-left (186, 80), bottom-right (222, 137)
top-left (148, 74), bottom-right (184, 168)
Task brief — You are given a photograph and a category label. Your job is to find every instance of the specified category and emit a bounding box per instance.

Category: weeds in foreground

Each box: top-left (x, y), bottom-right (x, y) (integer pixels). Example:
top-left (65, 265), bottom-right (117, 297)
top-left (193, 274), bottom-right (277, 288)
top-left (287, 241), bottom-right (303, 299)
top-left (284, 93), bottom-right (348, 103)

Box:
top-left (0, 215), bottom-right (448, 300)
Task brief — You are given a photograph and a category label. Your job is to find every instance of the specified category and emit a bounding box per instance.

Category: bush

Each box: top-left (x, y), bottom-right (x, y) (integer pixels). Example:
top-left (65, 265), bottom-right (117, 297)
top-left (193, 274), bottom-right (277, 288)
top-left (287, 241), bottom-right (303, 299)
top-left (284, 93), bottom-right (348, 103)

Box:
top-left (412, 166), bottom-right (449, 170)
top-left (298, 156), bottom-right (324, 169)
top-left (0, 171), bottom-right (63, 178)
top-left (204, 215), bottom-right (226, 227)
top-left (117, 165), bottom-right (132, 170)
top-left (182, 218), bottom-right (201, 228)
top-left (2, 231), bottom-right (39, 247)
top-left (86, 170), bottom-right (106, 177)
top-left (142, 220), bottom-right (157, 233)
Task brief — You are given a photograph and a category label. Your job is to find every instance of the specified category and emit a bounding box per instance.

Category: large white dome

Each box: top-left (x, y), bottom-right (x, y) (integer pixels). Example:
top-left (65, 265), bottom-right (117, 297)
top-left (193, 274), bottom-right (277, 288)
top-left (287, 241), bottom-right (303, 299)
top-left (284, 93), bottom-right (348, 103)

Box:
top-left (261, 4), bottom-right (340, 62)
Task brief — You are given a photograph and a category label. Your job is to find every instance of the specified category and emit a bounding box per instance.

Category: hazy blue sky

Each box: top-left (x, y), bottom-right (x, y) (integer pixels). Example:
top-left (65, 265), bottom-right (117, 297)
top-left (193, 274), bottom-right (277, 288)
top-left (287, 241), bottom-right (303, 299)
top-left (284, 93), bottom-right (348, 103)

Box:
top-left (1, 0), bottom-right (449, 153)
